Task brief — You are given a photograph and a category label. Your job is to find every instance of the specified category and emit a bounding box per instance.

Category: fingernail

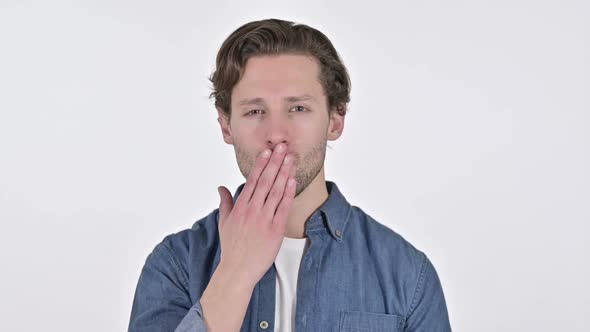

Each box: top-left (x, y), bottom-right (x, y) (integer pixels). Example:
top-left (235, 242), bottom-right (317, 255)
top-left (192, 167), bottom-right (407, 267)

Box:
top-left (276, 144), bottom-right (285, 152)
top-left (262, 149), bottom-right (271, 158)
top-left (283, 155), bottom-right (291, 164)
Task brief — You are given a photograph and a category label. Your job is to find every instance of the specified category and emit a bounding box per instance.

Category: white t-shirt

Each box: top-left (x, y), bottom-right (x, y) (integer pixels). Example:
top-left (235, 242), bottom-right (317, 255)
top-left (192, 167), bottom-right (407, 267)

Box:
top-left (273, 236), bottom-right (310, 332)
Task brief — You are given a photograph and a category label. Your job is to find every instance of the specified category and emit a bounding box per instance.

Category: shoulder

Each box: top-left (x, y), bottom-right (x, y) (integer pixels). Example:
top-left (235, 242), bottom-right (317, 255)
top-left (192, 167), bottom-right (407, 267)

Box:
top-left (149, 209), bottom-right (221, 275)
top-left (347, 205), bottom-right (430, 282)
top-left (161, 208), bottom-right (220, 252)
top-left (347, 206), bottom-right (444, 316)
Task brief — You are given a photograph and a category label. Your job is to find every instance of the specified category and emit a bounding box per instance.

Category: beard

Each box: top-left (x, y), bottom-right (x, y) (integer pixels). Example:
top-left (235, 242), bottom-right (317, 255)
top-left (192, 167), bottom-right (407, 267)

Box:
top-left (234, 139), bottom-right (327, 198)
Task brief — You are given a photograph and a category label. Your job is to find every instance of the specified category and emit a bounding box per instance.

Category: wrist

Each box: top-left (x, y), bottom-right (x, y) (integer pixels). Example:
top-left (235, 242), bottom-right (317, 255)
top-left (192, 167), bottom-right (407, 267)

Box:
top-left (213, 260), bottom-right (258, 293)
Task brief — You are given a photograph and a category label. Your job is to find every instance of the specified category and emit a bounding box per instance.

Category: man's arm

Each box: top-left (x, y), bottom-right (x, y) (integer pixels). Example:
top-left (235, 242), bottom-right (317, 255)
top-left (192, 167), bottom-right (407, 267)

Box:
top-left (404, 254), bottom-right (452, 332)
top-left (198, 145), bottom-right (296, 331)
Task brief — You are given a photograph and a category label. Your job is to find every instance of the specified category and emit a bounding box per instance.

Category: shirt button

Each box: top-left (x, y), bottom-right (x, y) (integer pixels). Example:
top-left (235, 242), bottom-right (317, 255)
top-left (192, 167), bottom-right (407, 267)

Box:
top-left (335, 229), bottom-right (342, 237)
top-left (259, 320), bottom-right (269, 329)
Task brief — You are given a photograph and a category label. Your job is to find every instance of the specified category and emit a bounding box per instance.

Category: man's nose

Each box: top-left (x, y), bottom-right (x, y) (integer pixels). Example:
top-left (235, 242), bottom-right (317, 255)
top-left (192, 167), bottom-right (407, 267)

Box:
top-left (264, 113), bottom-right (290, 150)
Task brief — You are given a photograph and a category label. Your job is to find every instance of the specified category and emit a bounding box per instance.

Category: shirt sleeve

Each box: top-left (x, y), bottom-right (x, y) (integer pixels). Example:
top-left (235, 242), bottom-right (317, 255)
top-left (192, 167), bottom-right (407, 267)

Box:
top-left (404, 253), bottom-right (452, 332)
top-left (128, 242), bottom-right (208, 332)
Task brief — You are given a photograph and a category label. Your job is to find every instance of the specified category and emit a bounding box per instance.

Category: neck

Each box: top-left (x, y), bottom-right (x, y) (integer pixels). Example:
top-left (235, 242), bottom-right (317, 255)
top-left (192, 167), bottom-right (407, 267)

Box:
top-left (284, 166), bottom-right (329, 239)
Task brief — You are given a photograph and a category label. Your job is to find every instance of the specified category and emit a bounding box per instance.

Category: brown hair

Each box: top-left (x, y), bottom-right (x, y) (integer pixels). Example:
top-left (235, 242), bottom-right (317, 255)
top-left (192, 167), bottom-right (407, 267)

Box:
top-left (209, 18), bottom-right (351, 119)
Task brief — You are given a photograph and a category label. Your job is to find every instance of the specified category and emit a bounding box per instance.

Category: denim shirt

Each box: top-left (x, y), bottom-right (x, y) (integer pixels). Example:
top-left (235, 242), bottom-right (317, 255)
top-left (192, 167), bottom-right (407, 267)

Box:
top-left (128, 181), bottom-right (451, 332)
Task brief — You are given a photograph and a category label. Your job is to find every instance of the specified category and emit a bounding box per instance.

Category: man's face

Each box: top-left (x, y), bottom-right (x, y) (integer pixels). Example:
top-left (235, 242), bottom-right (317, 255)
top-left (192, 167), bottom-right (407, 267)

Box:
top-left (218, 54), bottom-right (343, 196)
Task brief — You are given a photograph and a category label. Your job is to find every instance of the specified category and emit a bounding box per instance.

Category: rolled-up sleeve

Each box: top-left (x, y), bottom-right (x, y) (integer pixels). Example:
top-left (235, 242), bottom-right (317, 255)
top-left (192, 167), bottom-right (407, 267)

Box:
top-left (128, 242), bottom-right (208, 332)
top-left (404, 253), bottom-right (452, 332)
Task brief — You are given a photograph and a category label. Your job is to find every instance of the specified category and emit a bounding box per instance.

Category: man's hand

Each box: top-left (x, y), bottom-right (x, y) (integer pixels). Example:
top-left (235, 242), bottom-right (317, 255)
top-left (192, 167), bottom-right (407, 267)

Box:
top-left (200, 143), bottom-right (296, 331)
top-left (216, 142), bottom-right (297, 287)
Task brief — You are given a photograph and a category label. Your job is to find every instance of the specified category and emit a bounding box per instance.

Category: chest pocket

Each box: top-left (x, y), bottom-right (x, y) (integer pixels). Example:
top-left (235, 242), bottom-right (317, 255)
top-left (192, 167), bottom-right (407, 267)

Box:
top-left (339, 311), bottom-right (404, 332)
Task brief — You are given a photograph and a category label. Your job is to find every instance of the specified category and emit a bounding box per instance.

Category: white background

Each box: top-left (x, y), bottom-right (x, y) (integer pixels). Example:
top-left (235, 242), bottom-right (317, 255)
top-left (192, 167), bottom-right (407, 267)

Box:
top-left (0, 0), bottom-right (588, 331)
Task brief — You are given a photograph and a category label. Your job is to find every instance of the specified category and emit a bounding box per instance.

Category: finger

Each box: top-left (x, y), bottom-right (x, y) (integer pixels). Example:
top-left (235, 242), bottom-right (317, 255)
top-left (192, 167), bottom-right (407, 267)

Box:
top-left (286, 156), bottom-right (297, 194)
top-left (217, 186), bottom-right (233, 229)
top-left (271, 176), bottom-right (297, 235)
top-left (250, 143), bottom-right (288, 205)
top-left (235, 149), bottom-right (271, 208)
top-left (288, 156), bottom-right (297, 179)
top-left (263, 153), bottom-right (294, 215)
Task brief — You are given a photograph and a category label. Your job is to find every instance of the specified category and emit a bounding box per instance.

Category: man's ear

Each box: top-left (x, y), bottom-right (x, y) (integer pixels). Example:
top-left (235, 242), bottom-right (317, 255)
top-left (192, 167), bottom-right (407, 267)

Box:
top-left (327, 104), bottom-right (346, 141)
top-left (217, 107), bottom-right (234, 145)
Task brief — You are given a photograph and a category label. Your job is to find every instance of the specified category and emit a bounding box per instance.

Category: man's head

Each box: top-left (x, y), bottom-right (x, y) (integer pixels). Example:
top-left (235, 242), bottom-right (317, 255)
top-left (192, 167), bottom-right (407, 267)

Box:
top-left (210, 18), bottom-right (351, 196)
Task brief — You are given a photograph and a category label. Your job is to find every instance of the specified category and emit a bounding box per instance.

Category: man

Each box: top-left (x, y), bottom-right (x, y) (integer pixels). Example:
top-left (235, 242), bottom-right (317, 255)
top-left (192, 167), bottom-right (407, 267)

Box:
top-left (129, 18), bottom-right (451, 332)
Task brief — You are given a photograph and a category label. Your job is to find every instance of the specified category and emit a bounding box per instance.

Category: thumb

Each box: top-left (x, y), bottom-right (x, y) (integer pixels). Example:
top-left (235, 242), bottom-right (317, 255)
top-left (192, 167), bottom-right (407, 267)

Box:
top-left (217, 186), bottom-right (233, 228)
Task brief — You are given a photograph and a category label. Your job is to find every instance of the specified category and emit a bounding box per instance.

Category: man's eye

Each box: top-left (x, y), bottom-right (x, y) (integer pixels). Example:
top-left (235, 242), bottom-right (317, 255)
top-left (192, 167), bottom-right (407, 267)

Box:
top-left (291, 105), bottom-right (307, 112)
top-left (246, 109), bottom-right (264, 116)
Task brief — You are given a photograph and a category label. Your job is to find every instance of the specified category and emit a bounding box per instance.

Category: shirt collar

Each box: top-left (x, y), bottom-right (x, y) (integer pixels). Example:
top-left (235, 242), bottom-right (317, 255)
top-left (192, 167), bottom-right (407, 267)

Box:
top-left (232, 180), bottom-right (352, 241)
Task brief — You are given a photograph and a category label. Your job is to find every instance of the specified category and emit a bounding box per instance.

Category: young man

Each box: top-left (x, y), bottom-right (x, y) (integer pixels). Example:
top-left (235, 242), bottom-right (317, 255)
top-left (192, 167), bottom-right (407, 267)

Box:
top-left (129, 18), bottom-right (451, 332)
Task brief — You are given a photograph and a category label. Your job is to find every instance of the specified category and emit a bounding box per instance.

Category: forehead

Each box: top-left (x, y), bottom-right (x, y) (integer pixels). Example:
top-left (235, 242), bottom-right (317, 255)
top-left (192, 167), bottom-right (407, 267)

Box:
top-left (232, 54), bottom-right (324, 100)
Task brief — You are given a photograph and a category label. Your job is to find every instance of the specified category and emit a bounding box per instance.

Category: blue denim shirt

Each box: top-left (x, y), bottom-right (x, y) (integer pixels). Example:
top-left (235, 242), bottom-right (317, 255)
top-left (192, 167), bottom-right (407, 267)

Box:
top-left (129, 181), bottom-right (451, 332)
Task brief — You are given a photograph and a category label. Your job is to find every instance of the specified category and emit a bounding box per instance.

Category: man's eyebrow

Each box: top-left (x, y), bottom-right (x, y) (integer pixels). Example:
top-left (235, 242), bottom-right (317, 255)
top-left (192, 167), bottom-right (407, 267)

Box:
top-left (237, 95), bottom-right (317, 106)
top-left (238, 97), bottom-right (265, 106)
top-left (284, 94), bottom-right (317, 103)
